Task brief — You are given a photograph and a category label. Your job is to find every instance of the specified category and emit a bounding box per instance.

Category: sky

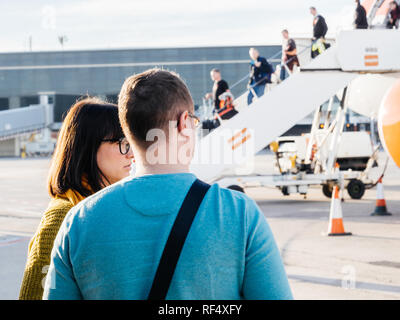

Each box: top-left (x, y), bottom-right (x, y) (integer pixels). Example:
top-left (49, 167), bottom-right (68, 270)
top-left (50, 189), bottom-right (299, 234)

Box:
top-left (0, 0), bottom-right (358, 52)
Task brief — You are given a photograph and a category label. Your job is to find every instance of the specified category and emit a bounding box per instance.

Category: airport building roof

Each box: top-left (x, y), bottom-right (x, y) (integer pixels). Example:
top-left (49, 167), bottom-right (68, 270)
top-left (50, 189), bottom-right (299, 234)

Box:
top-left (0, 45), bottom-right (281, 121)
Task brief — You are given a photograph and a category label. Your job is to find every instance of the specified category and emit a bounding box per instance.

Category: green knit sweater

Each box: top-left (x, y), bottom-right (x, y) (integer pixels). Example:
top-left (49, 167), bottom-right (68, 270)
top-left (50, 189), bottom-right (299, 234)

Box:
top-left (19, 197), bottom-right (73, 300)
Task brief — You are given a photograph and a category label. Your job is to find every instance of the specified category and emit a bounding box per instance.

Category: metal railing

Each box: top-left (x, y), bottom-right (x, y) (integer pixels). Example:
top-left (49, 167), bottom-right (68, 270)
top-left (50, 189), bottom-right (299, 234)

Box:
top-left (228, 42), bottom-right (314, 111)
top-left (228, 49), bottom-right (284, 92)
top-left (198, 40), bottom-right (316, 121)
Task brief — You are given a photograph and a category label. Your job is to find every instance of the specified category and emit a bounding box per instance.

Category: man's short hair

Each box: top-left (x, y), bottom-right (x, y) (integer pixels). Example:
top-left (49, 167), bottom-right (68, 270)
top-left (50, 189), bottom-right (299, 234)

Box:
top-left (118, 68), bottom-right (193, 148)
top-left (210, 68), bottom-right (220, 74)
top-left (310, 6), bottom-right (316, 11)
top-left (282, 29), bottom-right (289, 34)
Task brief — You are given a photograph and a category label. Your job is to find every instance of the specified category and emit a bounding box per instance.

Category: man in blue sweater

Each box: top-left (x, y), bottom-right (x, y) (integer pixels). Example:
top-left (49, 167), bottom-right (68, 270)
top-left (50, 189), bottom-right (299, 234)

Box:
top-left (43, 69), bottom-right (293, 300)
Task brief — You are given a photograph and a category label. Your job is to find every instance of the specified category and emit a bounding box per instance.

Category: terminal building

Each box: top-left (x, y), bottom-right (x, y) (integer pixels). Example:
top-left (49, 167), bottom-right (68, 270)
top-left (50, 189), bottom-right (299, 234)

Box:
top-left (0, 45), bottom-right (281, 123)
top-left (0, 44), bottom-right (283, 156)
top-left (0, 42), bottom-right (371, 157)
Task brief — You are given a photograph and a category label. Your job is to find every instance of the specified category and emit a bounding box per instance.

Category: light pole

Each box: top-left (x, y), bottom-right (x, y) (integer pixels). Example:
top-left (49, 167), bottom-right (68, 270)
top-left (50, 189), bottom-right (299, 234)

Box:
top-left (58, 35), bottom-right (68, 49)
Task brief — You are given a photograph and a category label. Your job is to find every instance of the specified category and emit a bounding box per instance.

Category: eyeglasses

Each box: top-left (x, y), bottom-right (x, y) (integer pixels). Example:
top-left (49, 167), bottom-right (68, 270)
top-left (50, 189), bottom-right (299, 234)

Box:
top-left (188, 112), bottom-right (201, 128)
top-left (176, 111), bottom-right (201, 129)
top-left (102, 137), bottom-right (130, 155)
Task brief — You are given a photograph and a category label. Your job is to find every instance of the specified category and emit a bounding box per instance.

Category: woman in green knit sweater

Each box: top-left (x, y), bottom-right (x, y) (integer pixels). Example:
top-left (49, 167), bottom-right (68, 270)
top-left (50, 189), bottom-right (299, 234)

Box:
top-left (19, 97), bottom-right (134, 299)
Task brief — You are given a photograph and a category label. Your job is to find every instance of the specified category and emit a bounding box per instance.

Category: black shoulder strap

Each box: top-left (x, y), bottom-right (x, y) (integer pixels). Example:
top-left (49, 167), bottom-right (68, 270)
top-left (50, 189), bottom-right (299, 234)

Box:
top-left (147, 179), bottom-right (211, 300)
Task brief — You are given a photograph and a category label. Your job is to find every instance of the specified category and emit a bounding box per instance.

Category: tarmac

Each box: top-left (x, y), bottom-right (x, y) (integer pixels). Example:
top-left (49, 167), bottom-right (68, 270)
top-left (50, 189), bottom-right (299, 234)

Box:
top-left (1, 151), bottom-right (399, 300)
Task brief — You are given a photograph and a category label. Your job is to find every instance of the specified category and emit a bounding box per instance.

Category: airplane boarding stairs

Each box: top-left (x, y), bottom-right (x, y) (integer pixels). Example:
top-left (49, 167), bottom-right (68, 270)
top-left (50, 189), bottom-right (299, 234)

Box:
top-left (190, 30), bottom-right (400, 183)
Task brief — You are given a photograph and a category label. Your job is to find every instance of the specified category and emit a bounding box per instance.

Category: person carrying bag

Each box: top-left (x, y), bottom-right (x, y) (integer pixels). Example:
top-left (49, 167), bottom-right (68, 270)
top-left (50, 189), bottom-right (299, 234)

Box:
top-left (148, 179), bottom-right (210, 300)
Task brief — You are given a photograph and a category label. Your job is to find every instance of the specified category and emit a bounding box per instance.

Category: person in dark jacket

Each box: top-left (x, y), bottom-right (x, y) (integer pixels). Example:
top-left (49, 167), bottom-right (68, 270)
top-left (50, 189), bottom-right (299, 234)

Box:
top-left (204, 68), bottom-right (230, 110)
top-left (310, 7), bottom-right (328, 40)
top-left (280, 29), bottom-right (300, 80)
top-left (354, 0), bottom-right (368, 29)
top-left (387, 1), bottom-right (400, 29)
top-left (247, 47), bottom-right (273, 105)
top-left (310, 7), bottom-right (329, 58)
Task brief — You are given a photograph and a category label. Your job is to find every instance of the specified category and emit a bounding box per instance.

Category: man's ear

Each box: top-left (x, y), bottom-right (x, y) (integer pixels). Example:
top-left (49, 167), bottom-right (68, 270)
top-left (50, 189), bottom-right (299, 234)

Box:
top-left (177, 110), bottom-right (189, 134)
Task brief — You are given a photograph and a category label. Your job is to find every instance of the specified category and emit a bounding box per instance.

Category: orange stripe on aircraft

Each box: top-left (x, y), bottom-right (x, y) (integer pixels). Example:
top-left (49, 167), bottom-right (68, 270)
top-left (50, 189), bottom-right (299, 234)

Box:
top-left (232, 134), bottom-right (251, 150)
top-left (228, 128), bottom-right (247, 144)
top-left (364, 54), bottom-right (379, 67)
top-left (365, 61), bottom-right (379, 67)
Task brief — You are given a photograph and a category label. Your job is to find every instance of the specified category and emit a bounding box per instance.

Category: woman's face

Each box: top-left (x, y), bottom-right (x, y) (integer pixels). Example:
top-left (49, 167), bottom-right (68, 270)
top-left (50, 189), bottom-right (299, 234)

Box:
top-left (96, 137), bottom-right (134, 186)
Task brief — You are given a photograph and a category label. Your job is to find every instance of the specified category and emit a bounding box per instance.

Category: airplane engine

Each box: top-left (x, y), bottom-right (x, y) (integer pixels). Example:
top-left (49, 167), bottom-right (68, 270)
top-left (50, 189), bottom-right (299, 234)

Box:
top-left (378, 79), bottom-right (400, 168)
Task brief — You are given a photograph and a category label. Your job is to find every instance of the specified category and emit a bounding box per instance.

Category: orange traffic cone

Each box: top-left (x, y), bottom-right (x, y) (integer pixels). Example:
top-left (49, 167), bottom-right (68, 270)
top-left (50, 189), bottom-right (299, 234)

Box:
top-left (371, 177), bottom-right (392, 216)
top-left (327, 185), bottom-right (352, 236)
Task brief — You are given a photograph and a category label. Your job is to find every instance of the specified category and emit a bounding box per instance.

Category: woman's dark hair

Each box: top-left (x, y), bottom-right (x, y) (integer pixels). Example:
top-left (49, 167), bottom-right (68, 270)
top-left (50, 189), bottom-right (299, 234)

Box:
top-left (48, 97), bottom-right (124, 197)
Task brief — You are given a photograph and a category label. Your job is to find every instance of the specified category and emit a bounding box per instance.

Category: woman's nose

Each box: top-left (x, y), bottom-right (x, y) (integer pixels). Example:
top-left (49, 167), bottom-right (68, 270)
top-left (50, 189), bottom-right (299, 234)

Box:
top-left (126, 148), bottom-right (134, 160)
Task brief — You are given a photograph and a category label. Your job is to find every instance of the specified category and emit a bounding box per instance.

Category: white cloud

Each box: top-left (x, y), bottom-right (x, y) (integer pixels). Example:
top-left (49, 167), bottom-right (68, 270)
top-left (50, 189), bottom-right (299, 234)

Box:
top-left (0, 0), bottom-right (357, 51)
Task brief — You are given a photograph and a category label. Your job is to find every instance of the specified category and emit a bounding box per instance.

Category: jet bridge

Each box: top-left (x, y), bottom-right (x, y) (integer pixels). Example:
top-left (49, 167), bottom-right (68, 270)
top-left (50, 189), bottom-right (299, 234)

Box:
top-left (0, 104), bottom-right (51, 141)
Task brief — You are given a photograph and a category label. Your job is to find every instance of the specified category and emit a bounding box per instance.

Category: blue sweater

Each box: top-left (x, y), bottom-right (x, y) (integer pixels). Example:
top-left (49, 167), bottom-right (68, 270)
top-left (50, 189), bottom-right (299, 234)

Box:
top-left (43, 173), bottom-right (293, 300)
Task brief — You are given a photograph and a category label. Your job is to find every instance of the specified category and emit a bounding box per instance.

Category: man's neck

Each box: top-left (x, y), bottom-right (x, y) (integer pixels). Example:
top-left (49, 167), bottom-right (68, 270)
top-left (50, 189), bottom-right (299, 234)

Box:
top-left (134, 163), bottom-right (190, 177)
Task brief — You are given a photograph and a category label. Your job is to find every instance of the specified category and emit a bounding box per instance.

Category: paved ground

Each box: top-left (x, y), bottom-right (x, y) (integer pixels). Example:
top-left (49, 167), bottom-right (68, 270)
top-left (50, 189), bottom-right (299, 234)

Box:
top-left (0, 151), bottom-right (399, 300)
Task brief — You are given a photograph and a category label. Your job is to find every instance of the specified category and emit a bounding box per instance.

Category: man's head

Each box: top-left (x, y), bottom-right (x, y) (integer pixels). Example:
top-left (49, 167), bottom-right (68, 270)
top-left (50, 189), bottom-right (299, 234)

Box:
top-left (249, 48), bottom-right (259, 61)
top-left (210, 68), bottom-right (221, 82)
top-left (281, 29), bottom-right (289, 39)
top-left (310, 6), bottom-right (317, 16)
top-left (118, 69), bottom-right (195, 163)
top-left (390, 1), bottom-right (397, 10)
